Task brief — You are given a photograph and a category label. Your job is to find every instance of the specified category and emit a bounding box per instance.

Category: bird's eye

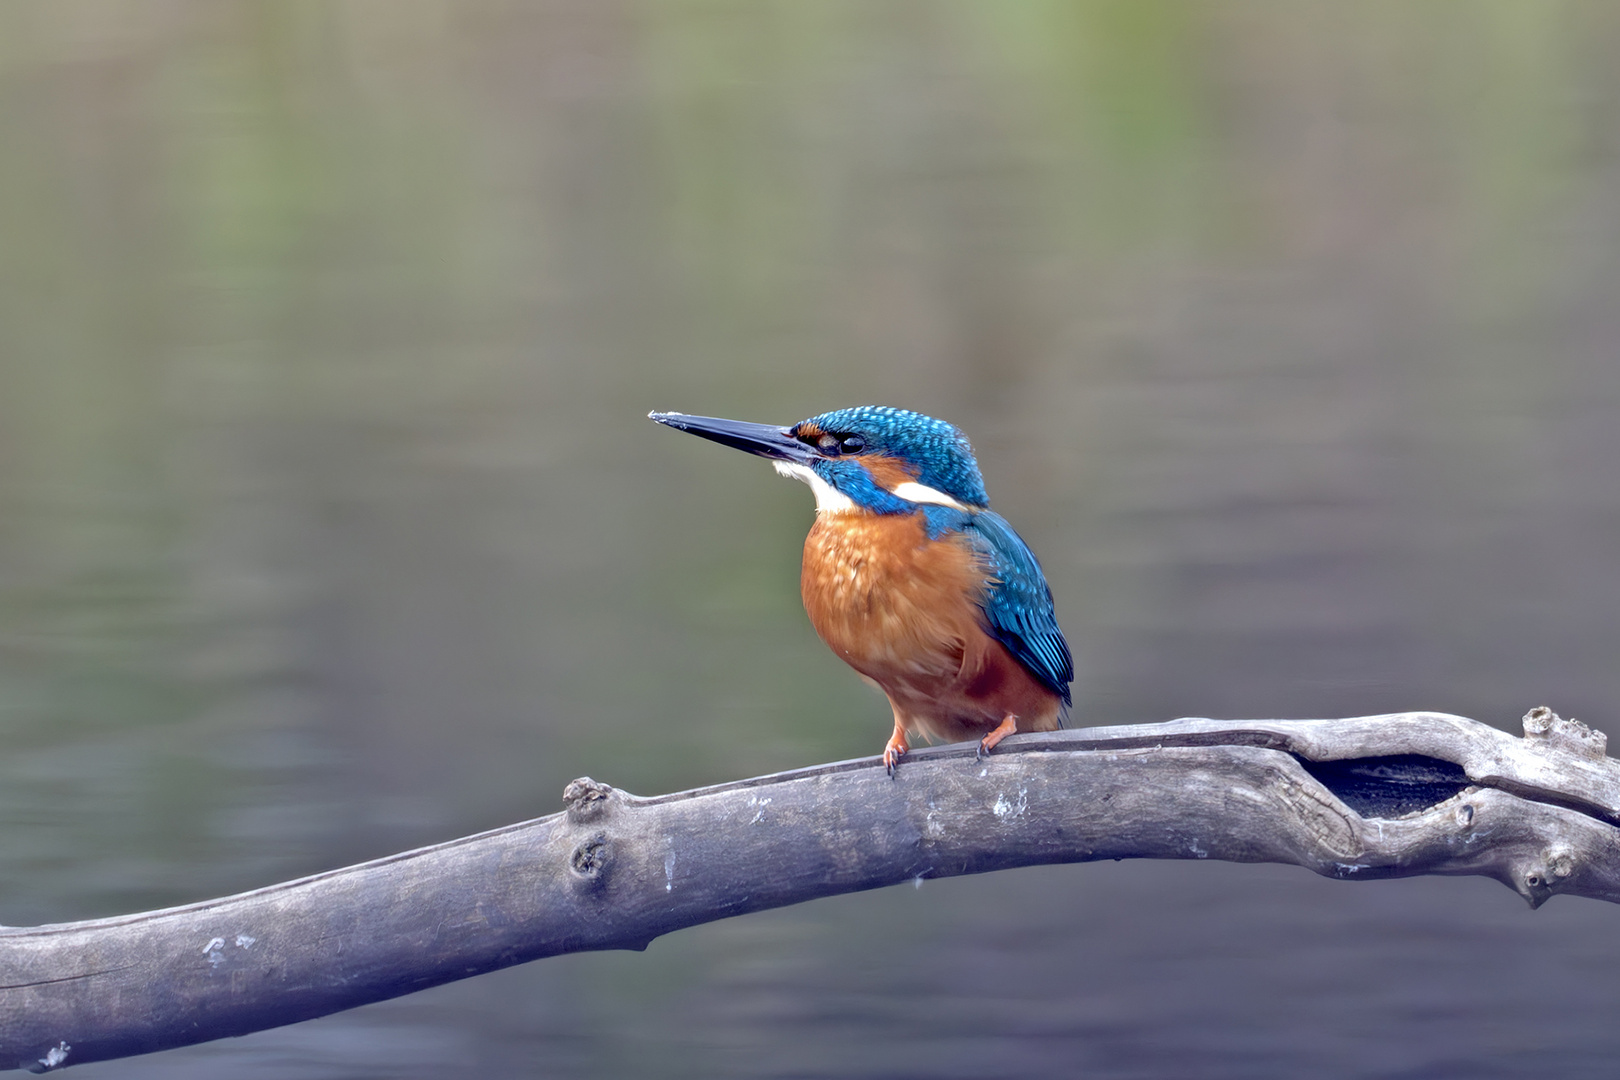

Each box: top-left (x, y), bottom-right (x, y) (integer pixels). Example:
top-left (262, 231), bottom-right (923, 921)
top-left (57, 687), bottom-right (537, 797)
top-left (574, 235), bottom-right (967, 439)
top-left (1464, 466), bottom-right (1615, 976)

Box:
top-left (813, 432), bottom-right (866, 456)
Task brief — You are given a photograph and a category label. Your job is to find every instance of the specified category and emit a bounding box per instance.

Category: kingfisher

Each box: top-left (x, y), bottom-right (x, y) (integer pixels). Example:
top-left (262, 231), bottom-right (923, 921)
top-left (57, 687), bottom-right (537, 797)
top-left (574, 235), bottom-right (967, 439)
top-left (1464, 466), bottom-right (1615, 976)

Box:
top-left (650, 406), bottom-right (1072, 775)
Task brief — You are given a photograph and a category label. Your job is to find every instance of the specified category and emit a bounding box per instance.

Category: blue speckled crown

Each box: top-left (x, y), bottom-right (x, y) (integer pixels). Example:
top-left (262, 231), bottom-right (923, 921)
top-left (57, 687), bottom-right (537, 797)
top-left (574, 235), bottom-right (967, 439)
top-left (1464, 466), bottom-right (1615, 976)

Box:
top-left (802, 406), bottom-right (989, 507)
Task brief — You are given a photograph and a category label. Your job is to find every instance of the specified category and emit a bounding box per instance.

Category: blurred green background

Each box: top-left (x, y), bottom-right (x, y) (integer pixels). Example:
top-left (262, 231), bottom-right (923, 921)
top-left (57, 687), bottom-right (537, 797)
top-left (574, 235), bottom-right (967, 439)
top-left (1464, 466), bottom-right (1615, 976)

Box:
top-left (4, 2), bottom-right (1620, 1076)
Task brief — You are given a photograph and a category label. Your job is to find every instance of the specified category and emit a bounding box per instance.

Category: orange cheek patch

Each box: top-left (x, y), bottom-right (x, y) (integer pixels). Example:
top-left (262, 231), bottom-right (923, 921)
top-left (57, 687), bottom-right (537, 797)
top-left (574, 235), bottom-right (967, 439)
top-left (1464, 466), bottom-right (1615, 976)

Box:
top-left (861, 454), bottom-right (919, 492)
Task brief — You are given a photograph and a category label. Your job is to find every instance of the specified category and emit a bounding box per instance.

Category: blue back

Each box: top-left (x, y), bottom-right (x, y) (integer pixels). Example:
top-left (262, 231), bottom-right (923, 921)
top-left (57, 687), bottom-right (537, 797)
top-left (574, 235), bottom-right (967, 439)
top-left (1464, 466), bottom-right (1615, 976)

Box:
top-left (963, 510), bottom-right (1074, 707)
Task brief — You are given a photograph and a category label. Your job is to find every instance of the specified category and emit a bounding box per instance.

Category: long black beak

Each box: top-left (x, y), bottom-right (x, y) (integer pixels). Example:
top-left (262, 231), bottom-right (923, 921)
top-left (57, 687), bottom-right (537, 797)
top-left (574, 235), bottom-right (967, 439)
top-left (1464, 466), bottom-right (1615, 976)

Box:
top-left (649, 411), bottom-right (818, 465)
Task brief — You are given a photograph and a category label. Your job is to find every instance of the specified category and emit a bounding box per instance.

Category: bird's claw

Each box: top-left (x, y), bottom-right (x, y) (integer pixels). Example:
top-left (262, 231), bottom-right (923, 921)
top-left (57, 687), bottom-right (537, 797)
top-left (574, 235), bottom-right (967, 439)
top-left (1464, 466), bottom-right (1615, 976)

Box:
top-left (976, 715), bottom-right (1019, 763)
top-left (883, 734), bottom-right (909, 779)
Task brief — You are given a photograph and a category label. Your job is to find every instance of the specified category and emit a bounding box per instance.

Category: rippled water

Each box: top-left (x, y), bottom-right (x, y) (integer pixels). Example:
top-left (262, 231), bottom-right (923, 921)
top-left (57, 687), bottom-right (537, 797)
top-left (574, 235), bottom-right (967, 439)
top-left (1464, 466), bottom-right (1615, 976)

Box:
top-left (4, 3), bottom-right (1620, 1076)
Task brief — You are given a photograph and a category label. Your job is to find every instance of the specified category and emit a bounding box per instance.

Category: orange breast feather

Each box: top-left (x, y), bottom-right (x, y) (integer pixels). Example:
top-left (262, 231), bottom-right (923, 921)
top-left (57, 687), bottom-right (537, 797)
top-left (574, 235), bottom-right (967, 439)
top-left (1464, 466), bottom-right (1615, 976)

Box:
top-left (800, 510), bottom-right (1063, 745)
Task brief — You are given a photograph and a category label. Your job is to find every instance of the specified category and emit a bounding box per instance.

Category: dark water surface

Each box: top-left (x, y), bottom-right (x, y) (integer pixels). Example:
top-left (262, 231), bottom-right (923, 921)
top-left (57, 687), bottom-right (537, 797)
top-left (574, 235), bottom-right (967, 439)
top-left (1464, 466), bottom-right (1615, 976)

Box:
top-left (4, 3), bottom-right (1620, 1077)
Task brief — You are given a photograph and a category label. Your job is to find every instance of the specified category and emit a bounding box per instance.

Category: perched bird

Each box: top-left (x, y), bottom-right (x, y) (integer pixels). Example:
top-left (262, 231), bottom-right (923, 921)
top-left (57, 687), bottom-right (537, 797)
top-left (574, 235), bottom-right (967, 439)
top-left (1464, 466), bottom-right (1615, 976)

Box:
top-left (650, 406), bottom-right (1072, 775)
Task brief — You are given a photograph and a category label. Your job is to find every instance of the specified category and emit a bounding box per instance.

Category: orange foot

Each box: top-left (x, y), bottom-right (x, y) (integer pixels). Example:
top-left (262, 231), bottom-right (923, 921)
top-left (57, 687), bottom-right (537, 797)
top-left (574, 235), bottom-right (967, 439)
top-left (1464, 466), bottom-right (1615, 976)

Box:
top-left (977, 714), bottom-right (1019, 761)
top-left (883, 728), bottom-right (910, 778)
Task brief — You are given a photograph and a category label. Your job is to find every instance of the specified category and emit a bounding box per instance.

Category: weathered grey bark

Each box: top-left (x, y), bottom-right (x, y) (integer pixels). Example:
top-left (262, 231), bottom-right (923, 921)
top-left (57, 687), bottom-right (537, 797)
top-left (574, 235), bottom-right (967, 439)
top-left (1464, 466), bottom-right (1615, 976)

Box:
top-left (2, 708), bottom-right (1616, 1072)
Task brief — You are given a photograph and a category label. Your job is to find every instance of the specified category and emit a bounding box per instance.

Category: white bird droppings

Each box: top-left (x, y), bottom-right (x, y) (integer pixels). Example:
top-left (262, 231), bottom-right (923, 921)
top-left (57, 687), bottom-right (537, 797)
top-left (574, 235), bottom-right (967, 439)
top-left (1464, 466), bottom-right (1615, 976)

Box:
top-left (33, 1041), bottom-right (71, 1071)
top-left (992, 787), bottom-right (1029, 820)
top-left (747, 794), bottom-right (773, 825)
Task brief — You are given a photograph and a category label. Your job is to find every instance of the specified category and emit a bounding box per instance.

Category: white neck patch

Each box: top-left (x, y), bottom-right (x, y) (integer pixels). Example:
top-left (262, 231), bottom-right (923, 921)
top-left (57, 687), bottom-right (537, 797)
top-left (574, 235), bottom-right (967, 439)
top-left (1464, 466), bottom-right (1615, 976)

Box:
top-left (773, 461), bottom-right (856, 513)
top-left (890, 481), bottom-right (970, 511)
top-left (773, 463), bottom-right (972, 514)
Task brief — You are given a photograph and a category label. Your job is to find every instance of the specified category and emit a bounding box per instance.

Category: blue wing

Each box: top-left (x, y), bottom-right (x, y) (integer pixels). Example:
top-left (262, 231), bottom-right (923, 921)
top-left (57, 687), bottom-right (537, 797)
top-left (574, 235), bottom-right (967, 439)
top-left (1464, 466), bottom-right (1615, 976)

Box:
top-left (959, 510), bottom-right (1073, 707)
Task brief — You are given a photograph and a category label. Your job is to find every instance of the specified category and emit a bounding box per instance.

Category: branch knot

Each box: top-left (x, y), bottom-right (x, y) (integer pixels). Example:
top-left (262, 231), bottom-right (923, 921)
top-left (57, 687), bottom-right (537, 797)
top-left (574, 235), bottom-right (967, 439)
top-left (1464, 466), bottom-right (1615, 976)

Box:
top-left (1521, 707), bottom-right (1608, 760)
top-left (563, 777), bottom-right (616, 823)
top-left (568, 833), bottom-right (612, 887)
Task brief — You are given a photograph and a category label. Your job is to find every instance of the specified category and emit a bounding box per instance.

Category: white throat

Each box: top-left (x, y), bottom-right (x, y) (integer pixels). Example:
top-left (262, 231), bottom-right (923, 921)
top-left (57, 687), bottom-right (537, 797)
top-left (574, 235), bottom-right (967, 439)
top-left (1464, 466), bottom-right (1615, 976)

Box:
top-left (773, 461), bottom-right (856, 513)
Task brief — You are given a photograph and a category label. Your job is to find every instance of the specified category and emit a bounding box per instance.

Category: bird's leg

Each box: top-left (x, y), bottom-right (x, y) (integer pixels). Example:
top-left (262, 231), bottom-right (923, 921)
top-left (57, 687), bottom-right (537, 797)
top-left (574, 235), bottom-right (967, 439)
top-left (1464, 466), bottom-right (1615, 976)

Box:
top-left (883, 721), bottom-right (910, 778)
top-left (977, 714), bottom-right (1019, 760)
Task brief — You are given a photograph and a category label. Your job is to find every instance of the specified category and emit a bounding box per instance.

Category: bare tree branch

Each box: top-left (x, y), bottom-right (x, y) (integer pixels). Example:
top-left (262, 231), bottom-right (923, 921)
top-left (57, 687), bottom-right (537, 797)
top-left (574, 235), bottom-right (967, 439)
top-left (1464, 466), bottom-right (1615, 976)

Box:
top-left (2, 709), bottom-right (1615, 1073)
